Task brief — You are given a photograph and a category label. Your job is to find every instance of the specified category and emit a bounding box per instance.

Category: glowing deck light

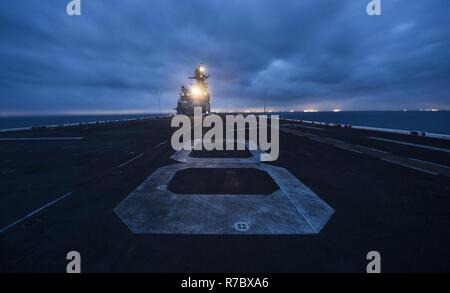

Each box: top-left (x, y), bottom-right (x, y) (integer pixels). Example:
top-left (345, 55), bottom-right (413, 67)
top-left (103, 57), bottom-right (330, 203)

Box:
top-left (304, 109), bottom-right (319, 113)
top-left (190, 86), bottom-right (202, 97)
top-left (333, 109), bottom-right (341, 112)
top-left (199, 66), bottom-right (205, 73)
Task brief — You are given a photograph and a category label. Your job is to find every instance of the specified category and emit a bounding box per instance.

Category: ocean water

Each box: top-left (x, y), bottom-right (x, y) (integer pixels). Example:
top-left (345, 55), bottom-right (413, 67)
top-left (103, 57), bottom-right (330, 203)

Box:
top-left (0, 114), bottom-right (163, 131)
top-left (1, 111), bottom-right (449, 135)
top-left (276, 111), bottom-right (450, 135)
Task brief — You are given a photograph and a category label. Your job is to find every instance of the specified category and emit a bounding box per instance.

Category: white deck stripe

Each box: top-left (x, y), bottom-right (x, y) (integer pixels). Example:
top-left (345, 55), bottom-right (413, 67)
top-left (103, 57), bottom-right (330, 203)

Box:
top-left (369, 137), bottom-right (450, 153)
top-left (335, 145), bottom-right (363, 154)
top-left (0, 192), bottom-right (73, 234)
top-left (356, 145), bottom-right (389, 154)
top-left (325, 137), bottom-right (345, 144)
top-left (0, 137), bottom-right (84, 141)
top-left (156, 140), bottom-right (168, 147)
top-left (381, 159), bottom-right (439, 176)
top-left (116, 153), bottom-right (144, 168)
top-left (409, 158), bottom-right (450, 169)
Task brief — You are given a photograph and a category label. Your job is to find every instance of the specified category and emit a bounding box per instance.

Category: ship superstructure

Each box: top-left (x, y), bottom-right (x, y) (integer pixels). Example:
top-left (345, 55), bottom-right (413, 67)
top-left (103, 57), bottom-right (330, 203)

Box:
top-left (177, 64), bottom-right (211, 115)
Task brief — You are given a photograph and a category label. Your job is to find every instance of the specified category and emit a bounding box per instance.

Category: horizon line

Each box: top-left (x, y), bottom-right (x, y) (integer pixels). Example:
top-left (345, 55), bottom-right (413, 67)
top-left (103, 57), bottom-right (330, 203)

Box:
top-left (0, 109), bottom-right (449, 117)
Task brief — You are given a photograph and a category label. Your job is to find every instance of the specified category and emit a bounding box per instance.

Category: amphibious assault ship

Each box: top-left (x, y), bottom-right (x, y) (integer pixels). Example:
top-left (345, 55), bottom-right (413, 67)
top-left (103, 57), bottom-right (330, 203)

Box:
top-left (176, 64), bottom-right (211, 115)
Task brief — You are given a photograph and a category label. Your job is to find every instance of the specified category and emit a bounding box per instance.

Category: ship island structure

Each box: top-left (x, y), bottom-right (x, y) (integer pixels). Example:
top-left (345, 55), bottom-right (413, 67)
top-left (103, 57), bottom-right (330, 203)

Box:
top-left (177, 64), bottom-right (211, 115)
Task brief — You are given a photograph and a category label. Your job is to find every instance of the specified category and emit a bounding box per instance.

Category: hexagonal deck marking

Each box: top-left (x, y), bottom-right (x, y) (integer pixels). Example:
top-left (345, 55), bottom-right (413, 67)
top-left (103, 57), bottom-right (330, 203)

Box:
top-left (114, 140), bottom-right (334, 234)
top-left (170, 139), bottom-right (264, 164)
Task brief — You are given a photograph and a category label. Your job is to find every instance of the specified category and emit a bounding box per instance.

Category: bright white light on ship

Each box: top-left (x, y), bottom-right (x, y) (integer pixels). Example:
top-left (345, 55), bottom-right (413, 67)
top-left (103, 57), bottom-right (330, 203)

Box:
top-left (304, 109), bottom-right (319, 113)
top-left (199, 66), bottom-right (205, 73)
top-left (333, 109), bottom-right (341, 112)
top-left (190, 86), bottom-right (202, 97)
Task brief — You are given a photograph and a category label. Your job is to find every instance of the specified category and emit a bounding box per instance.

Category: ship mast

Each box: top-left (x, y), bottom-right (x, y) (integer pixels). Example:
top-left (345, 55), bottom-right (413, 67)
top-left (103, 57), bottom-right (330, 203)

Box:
top-left (176, 63), bottom-right (212, 115)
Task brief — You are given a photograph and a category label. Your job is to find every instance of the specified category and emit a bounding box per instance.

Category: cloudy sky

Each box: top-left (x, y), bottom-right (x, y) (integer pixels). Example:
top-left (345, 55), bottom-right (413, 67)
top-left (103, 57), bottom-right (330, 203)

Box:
top-left (0, 0), bottom-right (449, 114)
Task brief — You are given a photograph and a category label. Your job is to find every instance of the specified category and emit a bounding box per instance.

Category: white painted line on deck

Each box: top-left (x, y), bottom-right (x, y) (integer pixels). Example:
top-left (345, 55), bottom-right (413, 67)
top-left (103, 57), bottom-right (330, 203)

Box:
top-left (0, 192), bottom-right (73, 234)
top-left (381, 159), bottom-right (439, 176)
top-left (325, 137), bottom-right (346, 144)
top-left (309, 137), bottom-right (325, 143)
top-left (156, 140), bottom-right (168, 148)
top-left (356, 145), bottom-right (389, 154)
top-left (116, 153), bottom-right (144, 168)
top-left (335, 145), bottom-right (363, 154)
top-left (409, 158), bottom-right (450, 169)
top-left (369, 137), bottom-right (450, 153)
top-left (0, 137), bottom-right (84, 141)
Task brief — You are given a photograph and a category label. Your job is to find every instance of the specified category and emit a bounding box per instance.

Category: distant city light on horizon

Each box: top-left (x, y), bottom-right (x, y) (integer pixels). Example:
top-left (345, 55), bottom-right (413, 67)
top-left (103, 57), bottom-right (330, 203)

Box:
top-left (419, 108), bottom-right (440, 112)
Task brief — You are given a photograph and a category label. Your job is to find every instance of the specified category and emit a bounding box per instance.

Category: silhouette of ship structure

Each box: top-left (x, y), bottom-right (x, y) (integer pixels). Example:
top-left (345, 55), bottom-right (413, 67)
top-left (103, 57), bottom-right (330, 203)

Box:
top-left (177, 64), bottom-right (211, 115)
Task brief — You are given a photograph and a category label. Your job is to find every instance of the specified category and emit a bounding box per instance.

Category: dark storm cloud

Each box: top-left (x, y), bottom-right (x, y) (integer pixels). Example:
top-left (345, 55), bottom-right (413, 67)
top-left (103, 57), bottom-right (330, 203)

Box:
top-left (0, 0), bottom-right (449, 113)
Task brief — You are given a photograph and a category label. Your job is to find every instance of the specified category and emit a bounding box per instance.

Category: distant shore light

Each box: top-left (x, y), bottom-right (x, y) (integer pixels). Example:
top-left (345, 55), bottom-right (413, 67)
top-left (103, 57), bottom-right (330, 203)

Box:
top-left (332, 109), bottom-right (341, 112)
top-left (304, 109), bottom-right (319, 113)
top-left (421, 108), bottom-right (440, 112)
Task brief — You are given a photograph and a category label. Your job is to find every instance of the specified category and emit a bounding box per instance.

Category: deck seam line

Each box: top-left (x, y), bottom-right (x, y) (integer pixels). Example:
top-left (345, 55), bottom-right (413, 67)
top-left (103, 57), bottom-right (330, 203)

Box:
top-left (117, 153), bottom-right (144, 168)
top-left (261, 164), bottom-right (317, 233)
top-left (381, 158), bottom-right (439, 176)
top-left (0, 192), bottom-right (73, 234)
